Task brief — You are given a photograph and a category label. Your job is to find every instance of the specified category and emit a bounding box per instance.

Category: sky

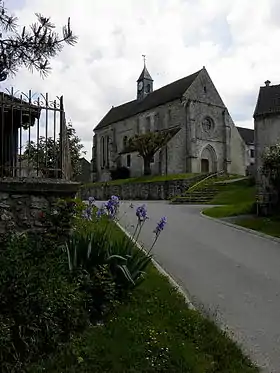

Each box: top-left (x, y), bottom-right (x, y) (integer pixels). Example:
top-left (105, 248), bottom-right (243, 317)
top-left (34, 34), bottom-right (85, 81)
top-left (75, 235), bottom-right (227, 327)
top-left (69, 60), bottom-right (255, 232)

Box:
top-left (6, 0), bottom-right (280, 160)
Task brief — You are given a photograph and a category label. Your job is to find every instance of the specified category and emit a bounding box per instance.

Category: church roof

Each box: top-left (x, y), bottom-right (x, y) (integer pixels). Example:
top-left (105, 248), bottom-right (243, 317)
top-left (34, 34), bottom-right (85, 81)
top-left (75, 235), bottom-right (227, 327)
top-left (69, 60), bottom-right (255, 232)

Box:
top-left (137, 64), bottom-right (153, 82)
top-left (254, 84), bottom-right (280, 117)
top-left (95, 69), bottom-right (202, 131)
top-left (236, 126), bottom-right (254, 145)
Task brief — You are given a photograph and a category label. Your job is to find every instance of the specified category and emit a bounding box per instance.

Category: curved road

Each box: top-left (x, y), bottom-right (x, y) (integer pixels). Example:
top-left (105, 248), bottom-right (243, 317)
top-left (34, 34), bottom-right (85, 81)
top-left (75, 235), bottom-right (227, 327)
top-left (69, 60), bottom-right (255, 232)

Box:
top-left (97, 200), bottom-right (280, 372)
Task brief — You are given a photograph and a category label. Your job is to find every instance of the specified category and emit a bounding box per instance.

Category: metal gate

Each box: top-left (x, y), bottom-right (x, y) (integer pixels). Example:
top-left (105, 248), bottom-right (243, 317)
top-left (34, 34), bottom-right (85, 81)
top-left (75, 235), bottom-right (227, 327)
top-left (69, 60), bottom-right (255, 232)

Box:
top-left (0, 87), bottom-right (71, 180)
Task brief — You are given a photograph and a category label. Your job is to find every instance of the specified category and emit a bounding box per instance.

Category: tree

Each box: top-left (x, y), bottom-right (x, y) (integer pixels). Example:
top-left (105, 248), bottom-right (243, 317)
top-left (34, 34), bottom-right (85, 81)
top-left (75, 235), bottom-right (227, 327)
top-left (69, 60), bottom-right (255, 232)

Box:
top-left (261, 143), bottom-right (280, 211)
top-left (24, 121), bottom-right (85, 180)
top-left (0, 1), bottom-right (77, 80)
top-left (121, 127), bottom-right (180, 176)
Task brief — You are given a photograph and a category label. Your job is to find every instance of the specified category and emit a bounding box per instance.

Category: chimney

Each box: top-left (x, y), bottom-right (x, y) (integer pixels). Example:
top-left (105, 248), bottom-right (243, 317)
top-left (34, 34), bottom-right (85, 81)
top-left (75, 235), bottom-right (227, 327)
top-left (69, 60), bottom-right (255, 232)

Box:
top-left (265, 80), bottom-right (271, 87)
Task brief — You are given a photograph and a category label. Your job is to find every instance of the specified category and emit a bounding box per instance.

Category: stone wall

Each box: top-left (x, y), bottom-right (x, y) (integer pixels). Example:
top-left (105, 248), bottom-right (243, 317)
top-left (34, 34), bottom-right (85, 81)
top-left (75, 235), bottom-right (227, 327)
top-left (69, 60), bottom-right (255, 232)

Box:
top-left (80, 174), bottom-right (206, 201)
top-left (0, 178), bottom-right (79, 233)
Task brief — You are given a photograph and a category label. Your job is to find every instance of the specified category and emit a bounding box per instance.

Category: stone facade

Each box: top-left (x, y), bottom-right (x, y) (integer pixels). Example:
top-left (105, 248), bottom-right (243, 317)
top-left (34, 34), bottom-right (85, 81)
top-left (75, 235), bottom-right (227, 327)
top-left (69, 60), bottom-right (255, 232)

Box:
top-left (80, 174), bottom-right (206, 201)
top-left (93, 67), bottom-right (246, 182)
top-left (254, 80), bottom-right (280, 214)
top-left (0, 178), bottom-right (79, 233)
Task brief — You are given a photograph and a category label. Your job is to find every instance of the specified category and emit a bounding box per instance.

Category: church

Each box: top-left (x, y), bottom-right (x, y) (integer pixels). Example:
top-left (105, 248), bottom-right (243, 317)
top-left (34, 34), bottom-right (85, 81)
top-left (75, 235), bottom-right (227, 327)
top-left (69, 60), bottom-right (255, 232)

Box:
top-left (92, 63), bottom-right (247, 181)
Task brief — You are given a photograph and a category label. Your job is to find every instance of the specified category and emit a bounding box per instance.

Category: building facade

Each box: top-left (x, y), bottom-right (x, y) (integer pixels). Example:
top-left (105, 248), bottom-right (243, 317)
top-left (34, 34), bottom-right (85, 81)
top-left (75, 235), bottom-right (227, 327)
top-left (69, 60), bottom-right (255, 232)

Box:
top-left (92, 65), bottom-right (247, 182)
top-left (254, 80), bottom-right (280, 213)
top-left (236, 127), bottom-right (255, 175)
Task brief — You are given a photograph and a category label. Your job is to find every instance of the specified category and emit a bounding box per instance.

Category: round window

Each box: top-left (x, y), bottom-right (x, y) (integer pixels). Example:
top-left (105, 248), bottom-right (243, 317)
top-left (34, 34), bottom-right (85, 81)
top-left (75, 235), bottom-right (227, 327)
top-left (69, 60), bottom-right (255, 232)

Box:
top-left (202, 117), bottom-right (214, 133)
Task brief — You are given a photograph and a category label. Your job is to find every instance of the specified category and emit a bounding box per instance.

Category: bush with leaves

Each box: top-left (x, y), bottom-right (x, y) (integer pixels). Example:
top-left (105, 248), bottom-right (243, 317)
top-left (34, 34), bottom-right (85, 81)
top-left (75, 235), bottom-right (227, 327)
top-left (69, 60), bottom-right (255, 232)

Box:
top-left (262, 143), bottom-right (280, 212)
top-left (0, 232), bottom-right (88, 372)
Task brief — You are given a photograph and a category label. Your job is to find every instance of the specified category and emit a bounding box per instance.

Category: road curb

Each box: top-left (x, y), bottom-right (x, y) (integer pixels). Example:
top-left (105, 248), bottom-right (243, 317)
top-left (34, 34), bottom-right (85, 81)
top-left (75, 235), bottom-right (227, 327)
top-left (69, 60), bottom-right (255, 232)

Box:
top-left (200, 211), bottom-right (280, 244)
top-left (115, 221), bottom-right (196, 310)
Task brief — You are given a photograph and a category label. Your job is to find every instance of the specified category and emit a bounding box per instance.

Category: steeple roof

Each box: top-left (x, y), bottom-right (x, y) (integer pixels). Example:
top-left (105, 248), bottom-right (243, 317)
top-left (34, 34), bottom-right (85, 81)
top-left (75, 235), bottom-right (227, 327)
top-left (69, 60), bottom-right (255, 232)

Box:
top-left (137, 64), bottom-right (153, 82)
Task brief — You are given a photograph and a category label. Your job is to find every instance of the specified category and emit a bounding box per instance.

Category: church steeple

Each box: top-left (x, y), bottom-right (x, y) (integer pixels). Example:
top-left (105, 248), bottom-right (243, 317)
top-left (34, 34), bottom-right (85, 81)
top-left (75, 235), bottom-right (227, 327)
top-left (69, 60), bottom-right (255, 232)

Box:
top-left (137, 55), bottom-right (153, 100)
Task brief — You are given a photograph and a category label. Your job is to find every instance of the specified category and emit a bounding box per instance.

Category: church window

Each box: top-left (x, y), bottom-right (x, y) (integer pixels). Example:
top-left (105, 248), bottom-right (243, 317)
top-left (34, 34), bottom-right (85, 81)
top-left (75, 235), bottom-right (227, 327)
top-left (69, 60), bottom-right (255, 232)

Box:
top-left (136, 118), bottom-right (140, 133)
top-left (123, 136), bottom-right (128, 149)
top-left (146, 84), bottom-right (151, 93)
top-left (106, 136), bottom-right (110, 167)
top-left (126, 154), bottom-right (131, 167)
top-left (203, 86), bottom-right (207, 93)
top-left (101, 136), bottom-right (105, 168)
top-left (168, 109), bottom-right (172, 124)
top-left (146, 116), bottom-right (151, 132)
top-left (202, 117), bottom-right (214, 134)
top-left (154, 113), bottom-right (160, 130)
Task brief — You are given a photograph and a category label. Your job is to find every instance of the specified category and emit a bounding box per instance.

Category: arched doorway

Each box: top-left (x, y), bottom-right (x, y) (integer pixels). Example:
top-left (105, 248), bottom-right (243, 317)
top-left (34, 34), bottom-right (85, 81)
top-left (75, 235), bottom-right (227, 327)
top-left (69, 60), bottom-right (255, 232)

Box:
top-left (200, 145), bottom-right (217, 173)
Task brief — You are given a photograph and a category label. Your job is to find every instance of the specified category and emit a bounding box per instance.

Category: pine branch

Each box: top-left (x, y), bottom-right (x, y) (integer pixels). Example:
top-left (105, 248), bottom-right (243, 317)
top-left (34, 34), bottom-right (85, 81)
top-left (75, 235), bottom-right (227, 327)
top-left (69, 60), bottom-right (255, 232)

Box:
top-left (0, 1), bottom-right (77, 79)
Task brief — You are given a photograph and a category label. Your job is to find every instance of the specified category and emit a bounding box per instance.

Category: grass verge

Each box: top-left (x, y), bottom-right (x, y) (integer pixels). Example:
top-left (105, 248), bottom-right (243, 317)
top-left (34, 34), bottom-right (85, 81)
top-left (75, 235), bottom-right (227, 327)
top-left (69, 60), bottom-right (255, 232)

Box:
top-left (203, 179), bottom-right (256, 218)
top-left (31, 221), bottom-right (259, 373)
top-left (83, 173), bottom-right (197, 187)
top-left (235, 216), bottom-right (280, 238)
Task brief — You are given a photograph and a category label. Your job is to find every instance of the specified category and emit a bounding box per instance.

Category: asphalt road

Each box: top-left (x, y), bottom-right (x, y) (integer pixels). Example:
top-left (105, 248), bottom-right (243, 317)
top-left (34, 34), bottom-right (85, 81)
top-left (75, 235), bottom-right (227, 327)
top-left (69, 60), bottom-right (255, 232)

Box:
top-left (96, 200), bottom-right (280, 372)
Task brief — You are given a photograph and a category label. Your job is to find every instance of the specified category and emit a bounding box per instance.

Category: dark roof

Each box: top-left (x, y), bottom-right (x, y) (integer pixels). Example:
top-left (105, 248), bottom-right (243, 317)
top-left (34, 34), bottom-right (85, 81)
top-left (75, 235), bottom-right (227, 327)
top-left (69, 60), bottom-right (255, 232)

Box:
top-left (236, 126), bottom-right (254, 144)
top-left (254, 84), bottom-right (280, 117)
top-left (95, 69), bottom-right (202, 130)
top-left (137, 65), bottom-right (153, 82)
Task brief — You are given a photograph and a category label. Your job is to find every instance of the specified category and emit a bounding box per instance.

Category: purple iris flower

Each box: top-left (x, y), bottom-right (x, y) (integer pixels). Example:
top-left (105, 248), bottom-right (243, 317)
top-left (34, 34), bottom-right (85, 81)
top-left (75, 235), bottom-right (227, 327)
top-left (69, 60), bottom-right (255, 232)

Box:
top-left (154, 216), bottom-right (167, 235)
top-left (105, 199), bottom-right (116, 218)
top-left (136, 204), bottom-right (148, 222)
top-left (88, 196), bottom-right (95, 206)
top-left (111, 195), bottom-right (119, 206)
top-left (83, 205), bottom-right (92, 220)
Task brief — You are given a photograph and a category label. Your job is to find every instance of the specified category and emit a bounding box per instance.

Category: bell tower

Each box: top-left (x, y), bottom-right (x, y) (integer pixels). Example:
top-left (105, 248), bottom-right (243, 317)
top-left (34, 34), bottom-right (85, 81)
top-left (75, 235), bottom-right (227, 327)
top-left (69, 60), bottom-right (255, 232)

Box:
top-left (137, 55), bottom-right (153, 100)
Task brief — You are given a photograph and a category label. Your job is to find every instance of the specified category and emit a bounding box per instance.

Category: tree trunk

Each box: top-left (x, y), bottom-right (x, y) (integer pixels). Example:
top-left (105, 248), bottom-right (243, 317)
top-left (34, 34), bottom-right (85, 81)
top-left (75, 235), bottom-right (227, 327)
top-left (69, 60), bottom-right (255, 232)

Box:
top-left (143, 157), bottom-right (152, 176)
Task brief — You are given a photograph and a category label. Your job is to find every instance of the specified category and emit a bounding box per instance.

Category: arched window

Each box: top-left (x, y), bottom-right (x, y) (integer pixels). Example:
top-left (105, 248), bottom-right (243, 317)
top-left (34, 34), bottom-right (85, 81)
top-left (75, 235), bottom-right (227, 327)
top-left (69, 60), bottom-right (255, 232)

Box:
top-left (123, 136), bottom-right (128, 149)
top-left (101, 136), bottom-right (105, 168)
top-left (106, 136), bottom-right (110, 167)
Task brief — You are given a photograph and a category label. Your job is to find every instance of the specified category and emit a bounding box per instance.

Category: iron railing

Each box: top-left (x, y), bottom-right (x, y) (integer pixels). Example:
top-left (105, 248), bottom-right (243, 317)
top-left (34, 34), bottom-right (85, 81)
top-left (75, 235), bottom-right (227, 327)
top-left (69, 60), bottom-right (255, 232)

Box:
top-left (0, 88), bottom-right (72, 180)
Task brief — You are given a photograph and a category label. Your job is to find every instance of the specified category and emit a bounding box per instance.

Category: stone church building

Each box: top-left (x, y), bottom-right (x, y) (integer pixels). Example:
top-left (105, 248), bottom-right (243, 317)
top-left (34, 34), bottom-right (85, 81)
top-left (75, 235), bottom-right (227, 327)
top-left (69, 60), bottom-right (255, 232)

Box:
top-left (92, 64), bottom-right (246, 181)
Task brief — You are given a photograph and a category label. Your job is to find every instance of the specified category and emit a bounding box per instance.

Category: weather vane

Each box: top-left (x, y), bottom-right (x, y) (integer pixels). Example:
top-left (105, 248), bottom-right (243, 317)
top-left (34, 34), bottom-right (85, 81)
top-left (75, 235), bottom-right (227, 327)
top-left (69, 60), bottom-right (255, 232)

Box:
top-left (142, 54), bottom-right (146, 65)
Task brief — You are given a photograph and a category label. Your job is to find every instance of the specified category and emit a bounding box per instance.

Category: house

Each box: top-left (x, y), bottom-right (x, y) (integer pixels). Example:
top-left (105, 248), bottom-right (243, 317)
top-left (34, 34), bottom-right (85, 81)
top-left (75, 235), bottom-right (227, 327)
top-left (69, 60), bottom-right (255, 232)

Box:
top-left (236, 126), bottom-right (255, 175)
top-left (254, 80), bottom-right (280, 175)
top-left (77, 157), bottom-right (91, 183)
top-left (92, 64), bottom-right (247, 181)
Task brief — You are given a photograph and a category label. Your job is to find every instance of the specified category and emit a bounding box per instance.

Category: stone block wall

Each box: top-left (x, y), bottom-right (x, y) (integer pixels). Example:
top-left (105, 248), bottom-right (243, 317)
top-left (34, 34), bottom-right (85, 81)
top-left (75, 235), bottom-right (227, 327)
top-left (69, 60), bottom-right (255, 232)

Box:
top-left (0, 178), bottom-right (80, 233)
top-left (80, 174), bottom-right (206, 201)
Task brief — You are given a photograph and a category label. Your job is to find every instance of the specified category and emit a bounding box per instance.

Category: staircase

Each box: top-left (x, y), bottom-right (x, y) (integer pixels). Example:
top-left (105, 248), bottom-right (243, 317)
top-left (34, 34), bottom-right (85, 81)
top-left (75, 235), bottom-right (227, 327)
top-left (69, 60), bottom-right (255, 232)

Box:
top-left (172, 184), bottom-right (220, 204)
top-left (170, 171), bottom-right (226, 204)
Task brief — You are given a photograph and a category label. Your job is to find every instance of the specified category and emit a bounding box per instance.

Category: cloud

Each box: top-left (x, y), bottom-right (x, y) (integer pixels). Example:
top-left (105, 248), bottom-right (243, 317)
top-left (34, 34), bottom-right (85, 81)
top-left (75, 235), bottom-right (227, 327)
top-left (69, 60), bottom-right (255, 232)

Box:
top-left (6, 0), bottom-right (280, 160)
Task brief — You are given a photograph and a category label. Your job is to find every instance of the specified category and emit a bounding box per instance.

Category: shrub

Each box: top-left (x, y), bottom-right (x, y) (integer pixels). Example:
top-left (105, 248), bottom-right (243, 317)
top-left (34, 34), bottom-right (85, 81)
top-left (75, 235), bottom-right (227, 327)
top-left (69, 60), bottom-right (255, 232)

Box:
top-left (110, 166), bottom-right (130, 180)
top-left (75, 265), bottom-right (117, 321)
top-left (0, 232), bottom-right (88, 372)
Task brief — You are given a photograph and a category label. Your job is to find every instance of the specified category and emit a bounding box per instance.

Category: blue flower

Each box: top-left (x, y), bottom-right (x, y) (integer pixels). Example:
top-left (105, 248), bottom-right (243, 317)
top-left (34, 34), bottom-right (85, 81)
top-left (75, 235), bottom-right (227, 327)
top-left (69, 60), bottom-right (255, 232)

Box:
top-left (136, 204), bottom-right (148, 222)
top-left (154, 216), bottom-right (167, 235)
top-left (96, 206), bottom-right (105, 219)
top-left (105, 199), bottom-right (117, 218)
top-left (88, 196), bottom-right (95, 206)
top-left (83, 205), bottom-right (93, 221)
top-left (111, 195), bottom-right (119, 205)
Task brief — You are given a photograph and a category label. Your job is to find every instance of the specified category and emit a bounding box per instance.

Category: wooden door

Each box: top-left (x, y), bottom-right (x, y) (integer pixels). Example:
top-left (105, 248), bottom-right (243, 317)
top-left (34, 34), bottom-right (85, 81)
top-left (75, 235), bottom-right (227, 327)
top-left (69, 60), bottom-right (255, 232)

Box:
top-left (201, 159), bottom-right (209, 173)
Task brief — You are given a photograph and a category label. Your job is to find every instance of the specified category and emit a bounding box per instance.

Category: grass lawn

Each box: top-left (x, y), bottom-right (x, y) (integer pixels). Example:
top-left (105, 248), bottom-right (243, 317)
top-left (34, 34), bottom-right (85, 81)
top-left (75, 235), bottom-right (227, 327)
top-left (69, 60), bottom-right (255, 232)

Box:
top-left (235, 216), bottom-right (280, 238)
top-left (203, 179), bottom-right (256, 218)
top-left (83, 173), bottom-right (198, 187)
top-left (32, 221), bottom-right (259, 373)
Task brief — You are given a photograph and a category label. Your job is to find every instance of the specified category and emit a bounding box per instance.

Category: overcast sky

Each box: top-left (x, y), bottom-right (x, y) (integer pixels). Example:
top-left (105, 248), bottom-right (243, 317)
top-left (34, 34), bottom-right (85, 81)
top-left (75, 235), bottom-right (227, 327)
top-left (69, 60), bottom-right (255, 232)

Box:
top-left (6, 0), bottom-right (280, 160)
